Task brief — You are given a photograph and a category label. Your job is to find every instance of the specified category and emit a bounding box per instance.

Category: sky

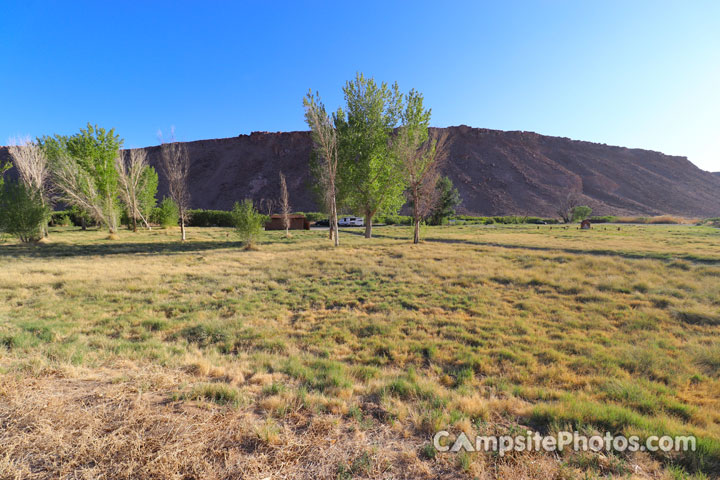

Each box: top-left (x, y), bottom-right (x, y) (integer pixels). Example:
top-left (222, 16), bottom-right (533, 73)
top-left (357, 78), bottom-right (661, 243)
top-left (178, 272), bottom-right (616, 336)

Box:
top-left (1, 1), bottom-right (719, 171)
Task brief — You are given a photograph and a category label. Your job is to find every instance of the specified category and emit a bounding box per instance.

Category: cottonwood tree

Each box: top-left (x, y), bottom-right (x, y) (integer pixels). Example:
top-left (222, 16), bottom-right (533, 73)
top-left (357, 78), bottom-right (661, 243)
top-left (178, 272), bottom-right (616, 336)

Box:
top-left (556, 191), bottom-right (581, 223)
top-left (335, 73), bottom-right (405, 238)
top-left (393, 90), bottom-right (446, 243)
top-left (116, 149), bottom-right (155, 231)
top-left (160, 140), bottom-right (191, 241)
top-left (7, 136), bottom-right (50, 236)
top-left (304, 90), bottom-right (340, 246)
top-left (40, 124), bottom-right (123, 234)
top-left (279, 171), bottom-right (291, 237)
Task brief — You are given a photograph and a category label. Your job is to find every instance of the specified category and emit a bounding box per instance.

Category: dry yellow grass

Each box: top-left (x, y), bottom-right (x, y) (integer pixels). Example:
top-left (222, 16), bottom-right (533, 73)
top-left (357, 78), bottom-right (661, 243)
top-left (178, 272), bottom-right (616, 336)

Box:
top-left (0, 224), bottom-right (718, 479)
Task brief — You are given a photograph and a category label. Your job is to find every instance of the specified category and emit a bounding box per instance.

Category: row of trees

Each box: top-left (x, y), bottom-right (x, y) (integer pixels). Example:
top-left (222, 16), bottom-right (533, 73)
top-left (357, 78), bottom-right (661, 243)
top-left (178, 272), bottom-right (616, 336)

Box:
top-left (304, 73), bottom-right (454, 245)
top-left (0, 125), bottom-right (192, 242)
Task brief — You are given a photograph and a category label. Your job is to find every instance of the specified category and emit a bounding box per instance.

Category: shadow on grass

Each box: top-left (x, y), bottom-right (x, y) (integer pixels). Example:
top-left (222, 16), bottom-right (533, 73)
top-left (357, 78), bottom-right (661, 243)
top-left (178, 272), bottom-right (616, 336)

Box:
top-left (342, 228), bottom-right (720, 264)
top-left (0, 240), bottom-right (249, 258)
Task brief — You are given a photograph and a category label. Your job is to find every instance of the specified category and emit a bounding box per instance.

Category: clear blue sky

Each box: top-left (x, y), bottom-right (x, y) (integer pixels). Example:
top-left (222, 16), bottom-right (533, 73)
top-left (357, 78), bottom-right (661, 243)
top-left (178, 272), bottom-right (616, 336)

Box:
top-left (1, 1), bottom-right (718, 171)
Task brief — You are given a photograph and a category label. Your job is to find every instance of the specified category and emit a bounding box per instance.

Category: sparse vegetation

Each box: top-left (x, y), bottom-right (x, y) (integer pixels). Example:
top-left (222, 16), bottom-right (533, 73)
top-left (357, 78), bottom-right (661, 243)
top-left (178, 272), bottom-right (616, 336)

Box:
top-left (0, 223), bottom-right (718, 478)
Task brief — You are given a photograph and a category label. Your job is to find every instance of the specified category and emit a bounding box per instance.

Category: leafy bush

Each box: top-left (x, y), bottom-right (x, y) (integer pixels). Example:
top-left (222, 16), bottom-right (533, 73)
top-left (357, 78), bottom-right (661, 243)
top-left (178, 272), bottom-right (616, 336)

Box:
top-left (571, 205), bottom-right (592, 222)
top-left (188, 209), bottom-right (235, 227)
top-left (232, 199), bottom-right (264, 247)
top-left (49, 210), bottom-right (73, 226)
top-left (152, 197), bottom-right (179, 228)
top-left (452, 215), bottom-right (559, 225)
top-left (589, 215), bottom-right (618, 223)
top-left (376, 214), bottom-right (412, 225)
top-left (0, 180), bottom-right (50, 243)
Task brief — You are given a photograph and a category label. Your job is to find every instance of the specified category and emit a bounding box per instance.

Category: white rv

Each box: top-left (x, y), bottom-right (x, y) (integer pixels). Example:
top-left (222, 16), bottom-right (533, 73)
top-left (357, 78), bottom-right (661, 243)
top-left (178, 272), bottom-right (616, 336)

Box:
top-left (338, 216), bottom-right (365, 227)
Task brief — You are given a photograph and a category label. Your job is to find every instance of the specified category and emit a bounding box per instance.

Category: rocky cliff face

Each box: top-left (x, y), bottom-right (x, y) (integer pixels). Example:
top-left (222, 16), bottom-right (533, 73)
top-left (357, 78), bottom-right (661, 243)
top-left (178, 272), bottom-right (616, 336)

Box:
top-left (3, 126), bottom-right (720, 217)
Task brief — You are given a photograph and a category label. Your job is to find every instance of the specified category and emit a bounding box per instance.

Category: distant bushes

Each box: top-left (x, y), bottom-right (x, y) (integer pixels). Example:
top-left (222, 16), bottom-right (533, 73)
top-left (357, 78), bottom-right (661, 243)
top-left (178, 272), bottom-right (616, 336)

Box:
top-left (47, 205), bottom-right (706, 229)
top-left (50, 210), bottom-right (75, 226)
top-left (589, 216), bottom-right (617, 223)
top-left (375, 214), bottom-right (412, 225)
top-left (700, 217), bottom-right (720, 228)
top-left (187, 209), bottom-right (235, 227)
top-left (453, 215), bottom-right (559, 225)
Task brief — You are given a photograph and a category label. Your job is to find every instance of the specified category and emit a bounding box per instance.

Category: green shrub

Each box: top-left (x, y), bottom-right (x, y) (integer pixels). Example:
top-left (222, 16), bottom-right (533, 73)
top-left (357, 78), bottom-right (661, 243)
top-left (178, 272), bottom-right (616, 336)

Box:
top-left (188, 209), bottom-right (234, 227)
top-left (451, 215), bottom-right (558, 225)
top-left (152, 197), bottom-right (179, 228)
top-left (590, 215), bottom-right (618, 223)
top-left (232, 199), bottom-right (264, 247)
top-left (571, 206), bottom-right (592, 222)
top-left (50, 211), bottom-right (73, 226)
top-left (0, 180), bottom-right (49, 243)
top-left (376, 214), bottom-right (412, 225)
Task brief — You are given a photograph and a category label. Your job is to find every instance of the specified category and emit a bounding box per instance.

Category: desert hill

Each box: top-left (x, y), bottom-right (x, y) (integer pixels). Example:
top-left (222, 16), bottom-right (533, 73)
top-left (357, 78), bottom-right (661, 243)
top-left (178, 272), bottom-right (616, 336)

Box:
top-left (2, 126), bottom-right (719, 217)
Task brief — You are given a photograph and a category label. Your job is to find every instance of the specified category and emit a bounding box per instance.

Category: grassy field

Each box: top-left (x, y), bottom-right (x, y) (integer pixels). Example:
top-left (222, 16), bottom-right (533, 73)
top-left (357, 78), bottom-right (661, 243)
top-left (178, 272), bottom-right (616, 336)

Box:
top-left (0, 224), bottom-right (718, 479)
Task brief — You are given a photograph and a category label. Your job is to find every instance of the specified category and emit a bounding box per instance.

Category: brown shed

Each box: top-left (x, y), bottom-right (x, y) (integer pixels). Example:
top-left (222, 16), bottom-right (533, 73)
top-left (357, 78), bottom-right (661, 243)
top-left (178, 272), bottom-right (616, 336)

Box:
top-left (580, 219), bottom-right (592, 229)
top-left (265, 214), bottom-right (310, 230)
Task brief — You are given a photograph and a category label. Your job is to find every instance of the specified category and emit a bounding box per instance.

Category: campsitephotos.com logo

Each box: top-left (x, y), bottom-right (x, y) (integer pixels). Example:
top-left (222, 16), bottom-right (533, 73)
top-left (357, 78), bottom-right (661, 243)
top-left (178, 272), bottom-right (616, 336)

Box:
top-left (433, 430), bottom-right (696, 456)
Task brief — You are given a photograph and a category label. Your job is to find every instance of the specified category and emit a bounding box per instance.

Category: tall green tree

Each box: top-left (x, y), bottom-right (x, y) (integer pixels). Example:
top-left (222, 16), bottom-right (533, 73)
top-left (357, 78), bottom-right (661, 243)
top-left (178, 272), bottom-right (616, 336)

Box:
top-left (40, 124), bottom-right (123, 233)
top-left (335, 73), bottom-right (405, 238)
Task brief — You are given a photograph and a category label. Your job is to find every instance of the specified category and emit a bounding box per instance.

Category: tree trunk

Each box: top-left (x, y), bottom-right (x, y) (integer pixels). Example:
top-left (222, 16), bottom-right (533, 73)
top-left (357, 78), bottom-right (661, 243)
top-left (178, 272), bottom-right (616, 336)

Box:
top-left (364, 212), bottom-right (372, 238)
top-left (180, 210), bottom-right (186, 241)
top-left (332, 196), bottom-right (339, 247)
top-left (413, 193), bottom-right (420, 244)
top-left (132, 215), bottom-right (137, 233)
top-left (81, 217), bottom-right (87, 231)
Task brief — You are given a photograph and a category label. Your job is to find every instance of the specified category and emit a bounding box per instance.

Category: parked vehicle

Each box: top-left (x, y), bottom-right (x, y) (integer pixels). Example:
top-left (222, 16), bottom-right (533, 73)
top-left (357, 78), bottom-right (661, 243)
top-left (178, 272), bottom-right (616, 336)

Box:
top-left (338, 216), bottom-right (364, 227)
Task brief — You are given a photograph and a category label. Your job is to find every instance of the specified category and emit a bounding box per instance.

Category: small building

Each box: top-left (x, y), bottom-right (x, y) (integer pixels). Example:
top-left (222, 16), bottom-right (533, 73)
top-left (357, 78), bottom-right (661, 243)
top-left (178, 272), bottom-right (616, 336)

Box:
top-left (265, 214), bottom-right (310, 230)
top-left (580, 219), bottom-right (592, 229)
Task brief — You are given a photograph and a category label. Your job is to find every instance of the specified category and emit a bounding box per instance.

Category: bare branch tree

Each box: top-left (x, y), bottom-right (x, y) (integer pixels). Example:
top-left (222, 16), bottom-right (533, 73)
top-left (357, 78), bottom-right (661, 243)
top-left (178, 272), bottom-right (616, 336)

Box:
top-left (395, 130), bottom-right (447, 243)
top-left (259, 197), bottom-right (276, 217)
top-left (7, 136), bottom-right (50, 236)
top-left (116, 149), bottom-right (151, 232)
top-left (279, 171), bottom-right (291, 238)
top-left (556, 191), bottom-right (581, 223)
top-left (303, 91), bottom-right (339, 246)
top-left (160, 140), bottom-right (191, 241)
